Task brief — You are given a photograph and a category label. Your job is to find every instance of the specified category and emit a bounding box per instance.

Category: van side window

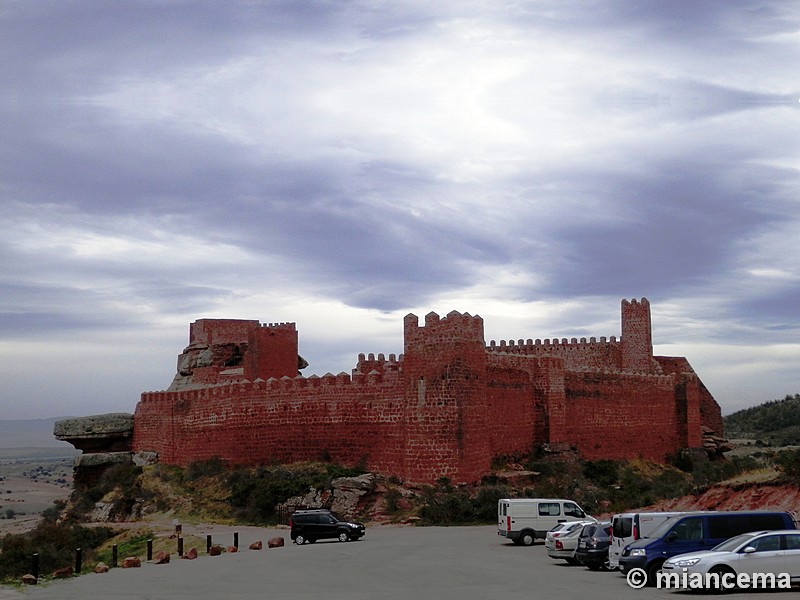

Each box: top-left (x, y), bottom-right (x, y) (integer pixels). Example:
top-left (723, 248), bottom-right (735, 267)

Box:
top-left (671, 517), bottom-right (703, 541)
top-left (539, 502), bottom-right (561, 516)
top-left (501, 504), bottom-right (506, 516)
top-left (564, 502), bottom-right (584, 518)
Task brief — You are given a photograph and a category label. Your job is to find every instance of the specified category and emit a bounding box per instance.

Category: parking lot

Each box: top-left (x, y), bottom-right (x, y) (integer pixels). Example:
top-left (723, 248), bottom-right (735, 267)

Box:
top-left (1, 525), bottom-right (796, 599)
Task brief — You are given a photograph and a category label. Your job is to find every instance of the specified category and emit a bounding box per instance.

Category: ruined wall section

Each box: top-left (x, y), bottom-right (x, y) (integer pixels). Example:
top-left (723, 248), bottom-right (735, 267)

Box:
top-left (243, 322), bottom-right (299, 381)
top-left (134, 371), bottom-right (406, 474)
top-left (402, 311), bottom-right (489, 483)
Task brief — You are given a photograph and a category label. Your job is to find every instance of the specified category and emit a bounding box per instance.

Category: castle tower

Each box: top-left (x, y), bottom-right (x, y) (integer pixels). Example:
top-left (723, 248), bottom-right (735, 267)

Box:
top-left (621, 298), bottom-right (653, 371)
top-left (402, 311), bottom-right (489, 483)
top-left (243, 322), bottom-right (299, 381)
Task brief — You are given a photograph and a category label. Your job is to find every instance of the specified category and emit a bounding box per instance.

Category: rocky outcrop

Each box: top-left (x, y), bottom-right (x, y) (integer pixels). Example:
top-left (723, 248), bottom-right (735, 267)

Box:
top-left (278, 473), bottom-right (377, 519)
top-left (54, 414), bottom-right (134, 453)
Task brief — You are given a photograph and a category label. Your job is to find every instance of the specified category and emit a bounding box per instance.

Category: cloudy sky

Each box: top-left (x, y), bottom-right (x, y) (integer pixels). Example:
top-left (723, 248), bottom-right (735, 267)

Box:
top-left (1, 1), bottom-right (798, 421)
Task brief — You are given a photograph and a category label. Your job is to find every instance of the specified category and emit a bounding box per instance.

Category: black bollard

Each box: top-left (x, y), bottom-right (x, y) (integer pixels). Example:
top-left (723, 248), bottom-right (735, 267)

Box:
top-left (31, 553), bottom-right (39, 582)
top-left (178, 537), bottom-right (184, 556)
top-left (147, 539), bottom-right (153, 561)
top-left (75, 548), bottom-right (82, 574)
top-left (207, 534), bottom-right (212, 553)
top-left (234, 531), bottom-right (239, 549)
top-left (112, 544), bottom-right (118, 568)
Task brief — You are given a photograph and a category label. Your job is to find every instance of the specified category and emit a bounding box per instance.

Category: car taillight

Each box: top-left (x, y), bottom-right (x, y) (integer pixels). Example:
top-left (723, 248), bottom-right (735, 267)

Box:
top-left (289, 518), bottom-right (293, 529)
top-left (507, 516), bottom-right (511, 532)
top-left (555, 540), bottom-right (563, 550)
top-left (633, 524), bottom-right (639, 540)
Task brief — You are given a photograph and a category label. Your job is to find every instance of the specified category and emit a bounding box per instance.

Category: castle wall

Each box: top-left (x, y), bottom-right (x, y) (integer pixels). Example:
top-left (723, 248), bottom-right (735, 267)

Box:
top-left (487, 337), bottom-right (622, 371)
top-left (402, 312), bottom-right (490, 483)
top-left (134, 373), bottom-right (406, 475)
top-left (129, 299), bottom-right (723, 484)
top-left (562, 370), bottom-right (683, 461)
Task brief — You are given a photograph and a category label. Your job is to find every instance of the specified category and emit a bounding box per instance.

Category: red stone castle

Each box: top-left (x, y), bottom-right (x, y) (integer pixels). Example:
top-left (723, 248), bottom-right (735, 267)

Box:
top-left (129, 298), bottom-right (723, 484)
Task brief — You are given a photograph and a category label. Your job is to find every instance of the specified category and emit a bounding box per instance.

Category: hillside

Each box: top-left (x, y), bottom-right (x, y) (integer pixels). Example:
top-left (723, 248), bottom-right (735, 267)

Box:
top-left (724, 393), bottom-right (800, 446)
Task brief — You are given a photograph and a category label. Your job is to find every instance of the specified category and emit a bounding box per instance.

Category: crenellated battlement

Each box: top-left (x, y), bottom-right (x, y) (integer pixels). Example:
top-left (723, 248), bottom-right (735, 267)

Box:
top-left (403, 310), bottom-right (485, 346)
top-left (260, 322), bottom-right (296, 330)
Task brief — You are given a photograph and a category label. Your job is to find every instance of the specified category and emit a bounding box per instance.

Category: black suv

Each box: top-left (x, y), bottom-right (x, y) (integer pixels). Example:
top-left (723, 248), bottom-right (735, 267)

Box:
top-left (575, 521), bottom-right (612, 570)
top-left (290, 509), bottom-right (366, 545)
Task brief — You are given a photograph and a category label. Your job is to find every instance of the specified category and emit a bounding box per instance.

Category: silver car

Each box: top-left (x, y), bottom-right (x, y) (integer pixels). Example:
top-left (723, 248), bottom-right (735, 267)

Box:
top-left (661, 530), bottom-right (800, 590)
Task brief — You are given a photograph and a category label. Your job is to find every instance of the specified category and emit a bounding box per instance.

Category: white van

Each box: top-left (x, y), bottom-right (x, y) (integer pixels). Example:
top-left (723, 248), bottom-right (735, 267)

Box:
top-left (498, 498), bottom-right (595, 546)
top-left (608, 512), bottom-right (684, 569)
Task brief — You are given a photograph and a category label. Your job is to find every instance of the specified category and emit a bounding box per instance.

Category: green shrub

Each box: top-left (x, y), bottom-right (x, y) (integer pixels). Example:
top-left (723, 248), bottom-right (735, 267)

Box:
top-left (774, 448), bottom-right (800, 480)
top-left (0, 521), bottom-right (113, 582)
top-left (186, 456), bottom-right (227, 481)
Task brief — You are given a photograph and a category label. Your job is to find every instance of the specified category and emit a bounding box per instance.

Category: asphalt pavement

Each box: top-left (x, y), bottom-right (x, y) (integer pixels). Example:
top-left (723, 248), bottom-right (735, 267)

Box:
top-left (1, 524), bottom-right (795, 599)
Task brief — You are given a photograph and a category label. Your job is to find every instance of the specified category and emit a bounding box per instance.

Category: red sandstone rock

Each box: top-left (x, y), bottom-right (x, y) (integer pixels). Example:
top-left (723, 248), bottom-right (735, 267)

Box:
top-left (153, 551), bottom-right (170, 564)
top-left (94, 562), bottom-right (109, 573)
top-left (21, 574), bottom-right (37, 585)
top-left (181, 547), bottom-right (198, 559)
top-left (226, 546), bottom-right (238, 553)
top-left (52, 566), bottom-right (73, 578)
top-left (249, 540), bottom-right (263, 550)
top-left (208, 544), bottom-right (223, 556)
top-left (268, 537), bottom-right (285, 548)
top-left (121, 557), bottom-right (142, 568)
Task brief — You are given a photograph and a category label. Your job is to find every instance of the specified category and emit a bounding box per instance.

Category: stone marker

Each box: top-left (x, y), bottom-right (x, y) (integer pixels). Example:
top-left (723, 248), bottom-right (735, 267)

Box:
top-left (249, 540), bottom-right (263, 550)
top-left (21, 574), bottom-right (37, 585)
top-left (182, 547), bottom-right (198, 560)
top-left (153, 551), bottom-right (170, 564)
top-left (268, 537), bottom-right (285, 548)
top-left (121, 557), bottom-right (142, 568)
top-left (94, 562), bottom-right (110, 573)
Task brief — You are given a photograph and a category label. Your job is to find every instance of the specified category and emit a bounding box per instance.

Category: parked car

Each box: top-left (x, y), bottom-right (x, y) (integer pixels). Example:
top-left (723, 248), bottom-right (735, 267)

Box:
top-left (575, 521), bottom-right (612, 570)
top-left (546, 520), bottom-right (594, 564)
top-left (661, 530), bottom-right (800, 590)
top-left (498, 498), bottom-right (594, 546)
top-left (609, 511), bottom-right (685, 570)
top-left (619, 511), bottom-right (797, 585)
top-left (290, 509), bottom-right (366, 545)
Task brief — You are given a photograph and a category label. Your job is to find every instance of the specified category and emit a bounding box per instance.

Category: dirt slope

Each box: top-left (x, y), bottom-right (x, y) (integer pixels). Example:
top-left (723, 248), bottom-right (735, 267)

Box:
top-left (643, 483), bottom-right (800, 517)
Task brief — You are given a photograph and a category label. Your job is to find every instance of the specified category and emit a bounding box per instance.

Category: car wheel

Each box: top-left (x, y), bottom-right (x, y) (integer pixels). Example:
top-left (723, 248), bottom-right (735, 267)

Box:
top-left (646, 561), bottom-right (664, 587)
top-left (295, 534), bottom-right (305, 545)
top-left (338, 531), bottom-right (350, 542)
top-left (708, 565), bottom-right (736, 594)
top-left (602, 556), bottom-right (612, 571)
top-left (520, 531), bottom-right (535, 546)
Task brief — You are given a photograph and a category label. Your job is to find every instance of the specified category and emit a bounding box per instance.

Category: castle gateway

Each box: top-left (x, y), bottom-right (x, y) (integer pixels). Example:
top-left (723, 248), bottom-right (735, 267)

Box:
top-left (127, 298), bottom-right (722, 484)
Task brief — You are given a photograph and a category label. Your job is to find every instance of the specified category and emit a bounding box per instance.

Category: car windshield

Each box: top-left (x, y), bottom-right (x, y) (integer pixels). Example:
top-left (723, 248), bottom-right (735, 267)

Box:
top-left (549, 523), bottom-right (567, 533)
top-left (581, 525), bottom-right (597, 538)
top-left (712, 533), bottom-right (760, 552)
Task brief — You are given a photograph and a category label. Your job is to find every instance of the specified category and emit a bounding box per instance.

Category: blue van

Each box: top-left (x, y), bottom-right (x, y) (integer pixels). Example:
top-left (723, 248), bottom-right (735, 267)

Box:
top-left (618, 511), bottom-right (797, 585)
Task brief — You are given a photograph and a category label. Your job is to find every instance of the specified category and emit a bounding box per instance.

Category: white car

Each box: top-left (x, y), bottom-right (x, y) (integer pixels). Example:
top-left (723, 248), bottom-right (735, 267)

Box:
top-left (661, 530), bottom-right (800, 591)
top-left (545, 521), bottom-right (594, 564)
